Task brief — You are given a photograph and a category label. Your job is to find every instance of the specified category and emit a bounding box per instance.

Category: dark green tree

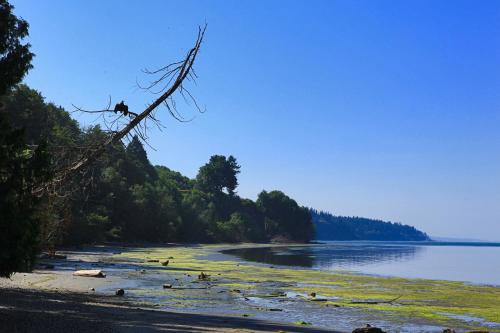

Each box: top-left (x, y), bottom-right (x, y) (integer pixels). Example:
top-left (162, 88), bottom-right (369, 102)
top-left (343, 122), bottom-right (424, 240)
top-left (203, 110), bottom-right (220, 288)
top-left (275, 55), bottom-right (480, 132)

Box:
top-left (156, 165), bottom-right (193, 191)
top-left (236, 198), bottom-right (266, 241)
top-left (3, 85), bottom-right (81, 148)
top-left (1, 81), bottom-right (317, 249)
top-left (124, 135), bottom-right (157, 184)
top-left (59, 126), bottom-right (117, 245)
top-left (215, 212), bottom-right (249, 242)
top-left (310, 209), bottom-right (430, 241)
top-left (216, 202), bottom-right (269, 242)
top-left (2, 85), bottom-right (84, 249)
top-left (256, 190), bottom-right (313, 242)
top-left (195, 155), bottom-right (240, 196)
top-left (180, 189), bottom-right (216, 241)
top-left (0, 0), bottom-right (48, 278)
top-left (0, 116), bottom-right (50, 277)
top-left (0, 0), bottom-right (34, 96)
top-left (125, 181), bottom-right (182, 242)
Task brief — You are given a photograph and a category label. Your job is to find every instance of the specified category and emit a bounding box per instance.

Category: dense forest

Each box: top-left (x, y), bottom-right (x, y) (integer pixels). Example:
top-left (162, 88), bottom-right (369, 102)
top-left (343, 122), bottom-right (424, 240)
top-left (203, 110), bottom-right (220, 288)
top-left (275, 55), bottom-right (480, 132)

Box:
top-left (0, 0), bottom-right (313, 277)
top-left (0, 0), bottom-right (430, 279)
top-left (311, 209), bottom-right (430, 241)
top-left (0, 1), bottom-right (315, 277)
top-left (2, 85), bottom-right (315, 248)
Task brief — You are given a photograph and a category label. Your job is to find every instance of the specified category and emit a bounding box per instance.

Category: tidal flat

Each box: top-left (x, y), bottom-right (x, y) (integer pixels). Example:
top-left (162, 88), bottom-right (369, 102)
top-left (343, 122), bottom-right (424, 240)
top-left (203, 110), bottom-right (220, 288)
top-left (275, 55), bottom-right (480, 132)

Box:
top-left (112, 244), bottom-right (500, 332)
top-left (1, 244), bottom-right (499, 332)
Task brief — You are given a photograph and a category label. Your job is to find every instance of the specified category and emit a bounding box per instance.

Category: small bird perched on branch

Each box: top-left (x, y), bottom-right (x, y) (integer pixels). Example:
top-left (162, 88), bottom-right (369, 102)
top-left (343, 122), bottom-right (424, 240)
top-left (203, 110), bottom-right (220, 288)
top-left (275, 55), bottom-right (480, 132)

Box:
top-left (114, 100), bottom-right (129, 116)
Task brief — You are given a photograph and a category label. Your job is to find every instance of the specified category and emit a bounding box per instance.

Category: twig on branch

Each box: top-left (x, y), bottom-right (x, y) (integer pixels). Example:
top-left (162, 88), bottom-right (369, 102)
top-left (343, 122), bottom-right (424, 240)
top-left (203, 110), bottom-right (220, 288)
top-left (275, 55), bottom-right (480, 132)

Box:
top-left (35, 24), bottom-right (206, 196)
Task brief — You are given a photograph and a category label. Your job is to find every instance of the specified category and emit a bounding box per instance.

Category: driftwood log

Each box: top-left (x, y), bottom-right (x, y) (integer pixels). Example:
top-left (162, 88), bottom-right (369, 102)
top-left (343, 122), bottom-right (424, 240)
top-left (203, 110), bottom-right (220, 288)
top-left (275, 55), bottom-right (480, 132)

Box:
top-left (72, 269), bottom-right (106, 278)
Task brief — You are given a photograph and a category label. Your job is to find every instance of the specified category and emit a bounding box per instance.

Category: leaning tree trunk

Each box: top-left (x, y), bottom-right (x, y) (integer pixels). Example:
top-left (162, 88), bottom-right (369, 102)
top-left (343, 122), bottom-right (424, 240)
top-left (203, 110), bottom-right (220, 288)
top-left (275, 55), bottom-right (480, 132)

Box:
top-left (35, 26), bottom-right (206, 196)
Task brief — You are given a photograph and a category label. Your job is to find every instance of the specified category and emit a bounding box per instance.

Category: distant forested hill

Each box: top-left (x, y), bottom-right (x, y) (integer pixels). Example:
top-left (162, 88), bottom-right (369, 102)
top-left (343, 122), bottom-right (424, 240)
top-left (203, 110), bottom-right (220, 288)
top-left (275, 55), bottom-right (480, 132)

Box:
top-left (311, 209), bottom-right (430, 241)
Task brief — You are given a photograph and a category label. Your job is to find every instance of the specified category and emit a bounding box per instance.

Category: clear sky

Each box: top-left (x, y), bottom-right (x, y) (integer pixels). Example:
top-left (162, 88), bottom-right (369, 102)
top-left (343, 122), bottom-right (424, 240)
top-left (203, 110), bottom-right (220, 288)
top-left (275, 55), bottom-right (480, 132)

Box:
top-left (11, 0), bottom-right (500, 241)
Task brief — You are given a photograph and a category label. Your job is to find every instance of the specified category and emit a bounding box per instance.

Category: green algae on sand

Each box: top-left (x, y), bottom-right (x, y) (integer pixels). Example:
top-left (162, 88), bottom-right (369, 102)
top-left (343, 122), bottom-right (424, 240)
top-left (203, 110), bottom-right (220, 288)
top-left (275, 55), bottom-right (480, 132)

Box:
top-left (114, 244), bottom-right (500, 332)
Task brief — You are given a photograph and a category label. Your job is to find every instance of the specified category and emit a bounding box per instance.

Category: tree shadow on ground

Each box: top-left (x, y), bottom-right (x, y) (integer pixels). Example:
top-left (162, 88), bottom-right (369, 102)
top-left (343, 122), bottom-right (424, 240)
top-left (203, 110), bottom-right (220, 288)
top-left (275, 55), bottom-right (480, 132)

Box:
top-left (0, 288), bottom-right (338, 333)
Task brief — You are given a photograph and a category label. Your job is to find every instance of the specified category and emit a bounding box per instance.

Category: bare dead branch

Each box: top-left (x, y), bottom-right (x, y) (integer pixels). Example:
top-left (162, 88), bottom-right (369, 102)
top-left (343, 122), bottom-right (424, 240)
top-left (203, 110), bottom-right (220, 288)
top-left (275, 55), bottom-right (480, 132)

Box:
top-left (34, 24), bottom-right (207, 196)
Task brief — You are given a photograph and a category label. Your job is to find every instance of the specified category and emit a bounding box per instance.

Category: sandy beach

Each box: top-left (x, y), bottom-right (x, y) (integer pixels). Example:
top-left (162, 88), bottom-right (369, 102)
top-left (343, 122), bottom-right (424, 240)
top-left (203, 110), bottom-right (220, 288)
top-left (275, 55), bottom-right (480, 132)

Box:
top-left (0, 245), bottom-right (337, 333)
top-left (0, 288), bottom-right (335, 333)
top-left (1, 244), bottom-right (498, 333)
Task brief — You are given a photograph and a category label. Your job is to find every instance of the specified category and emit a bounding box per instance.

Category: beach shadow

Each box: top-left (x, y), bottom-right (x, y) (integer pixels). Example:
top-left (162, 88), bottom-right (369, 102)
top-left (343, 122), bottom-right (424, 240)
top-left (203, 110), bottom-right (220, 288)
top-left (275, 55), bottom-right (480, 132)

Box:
top-left (0, 288), bottom-right (337, 333)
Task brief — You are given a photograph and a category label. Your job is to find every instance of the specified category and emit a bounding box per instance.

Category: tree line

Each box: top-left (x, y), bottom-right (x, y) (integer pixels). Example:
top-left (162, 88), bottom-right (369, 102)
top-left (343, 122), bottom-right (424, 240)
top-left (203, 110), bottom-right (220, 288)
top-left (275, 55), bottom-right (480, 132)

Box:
top-left (2, 85), bottom-right (314, 247)
top-left (0, 1), bottom-right (313, 277)
top-left (311, 209), bottom-right (430, 241)
top-left (1, 0), bottom-right (431, 279)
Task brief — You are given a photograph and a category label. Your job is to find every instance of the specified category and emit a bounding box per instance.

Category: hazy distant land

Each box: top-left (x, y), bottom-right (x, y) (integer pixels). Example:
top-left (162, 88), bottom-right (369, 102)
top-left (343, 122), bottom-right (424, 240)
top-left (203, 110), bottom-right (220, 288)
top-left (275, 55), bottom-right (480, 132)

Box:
top-left (311, 209), bottom-right (430, 241)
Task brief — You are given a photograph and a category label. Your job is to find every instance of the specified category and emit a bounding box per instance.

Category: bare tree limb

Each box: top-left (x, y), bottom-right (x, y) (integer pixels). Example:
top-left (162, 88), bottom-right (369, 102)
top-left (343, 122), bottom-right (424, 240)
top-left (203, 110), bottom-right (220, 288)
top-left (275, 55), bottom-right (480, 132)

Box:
top-left (35, 25), bottom-right (206, 195)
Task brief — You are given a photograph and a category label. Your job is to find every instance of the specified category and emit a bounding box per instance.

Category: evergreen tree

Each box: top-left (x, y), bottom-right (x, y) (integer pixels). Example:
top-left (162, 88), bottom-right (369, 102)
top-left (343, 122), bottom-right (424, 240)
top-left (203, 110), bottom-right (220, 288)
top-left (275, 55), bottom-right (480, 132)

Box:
top-left (310, 209), bottom-right (430, 241)
top-left (1, 86), bottom-right (317, 248)
top-left (0, 114), bottom-right (50, 277)
top-left (124, 135), bottom-right (157, 184)
top-left (0, 0), bottom-right (50, 277)
top-left (257, 190), bottom-right (314, 242)
top-left (195, 155), bottom-right (240, 196)
top-left (0, 0), bottom-right (34, 96)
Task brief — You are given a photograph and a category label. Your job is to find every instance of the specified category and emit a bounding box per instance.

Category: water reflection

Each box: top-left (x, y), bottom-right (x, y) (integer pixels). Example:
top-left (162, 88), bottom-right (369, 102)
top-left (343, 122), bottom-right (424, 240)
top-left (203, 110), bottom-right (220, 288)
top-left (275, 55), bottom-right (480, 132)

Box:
top-left (223, 247), bottom-right (315, 267)
top-left (222, 243), bottom-right (422, 269)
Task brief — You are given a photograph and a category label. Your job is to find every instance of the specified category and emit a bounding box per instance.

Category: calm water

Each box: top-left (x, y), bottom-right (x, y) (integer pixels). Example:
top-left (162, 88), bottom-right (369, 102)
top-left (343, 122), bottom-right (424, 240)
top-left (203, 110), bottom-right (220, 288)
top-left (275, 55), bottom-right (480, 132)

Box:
top-left (222, 241), bottom-right (500, 285)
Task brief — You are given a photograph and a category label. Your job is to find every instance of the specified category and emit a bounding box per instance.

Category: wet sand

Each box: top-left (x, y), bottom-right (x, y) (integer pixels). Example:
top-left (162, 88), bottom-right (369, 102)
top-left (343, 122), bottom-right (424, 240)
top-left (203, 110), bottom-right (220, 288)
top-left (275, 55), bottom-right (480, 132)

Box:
top-left (2, 244), bottom-right (496, 332)
top-left (0, 288), bottom-right (335, 332)
top-left (0, 245), bottom-right (336, 333)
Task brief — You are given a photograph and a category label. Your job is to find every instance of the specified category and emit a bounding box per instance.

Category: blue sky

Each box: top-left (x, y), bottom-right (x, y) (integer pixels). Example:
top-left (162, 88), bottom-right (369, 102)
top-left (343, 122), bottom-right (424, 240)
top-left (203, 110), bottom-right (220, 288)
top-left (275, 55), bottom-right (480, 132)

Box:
top-left (11, 0), bottom-right (500, 240)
